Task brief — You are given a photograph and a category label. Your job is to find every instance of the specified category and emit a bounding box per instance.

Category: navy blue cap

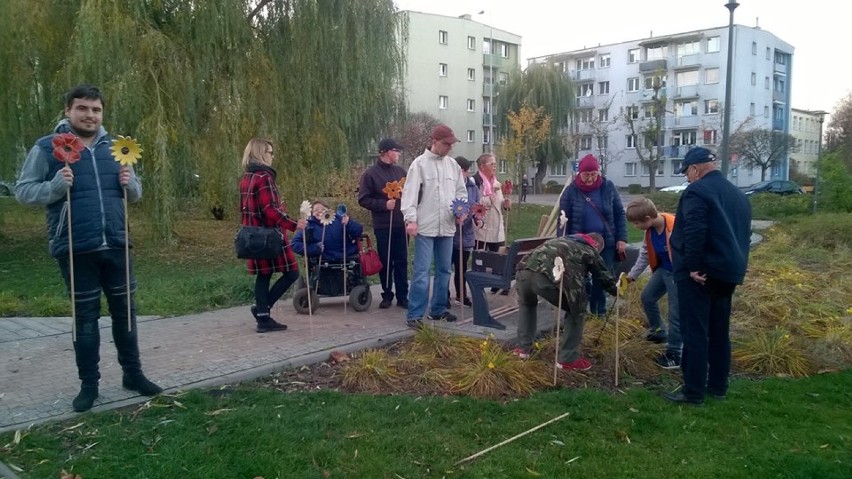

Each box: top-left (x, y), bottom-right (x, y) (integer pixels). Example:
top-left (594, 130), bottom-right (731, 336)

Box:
top-left (378, 138), bottom-right (404, 153)
top-left (679, 147), bottom-right (716, 174)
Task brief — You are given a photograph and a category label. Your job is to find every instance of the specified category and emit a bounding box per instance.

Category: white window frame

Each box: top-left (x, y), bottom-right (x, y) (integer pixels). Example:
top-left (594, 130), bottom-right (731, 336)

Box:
top-left (438, 95), bottom-right (448, 109)
top-left (642, 162), bottom-right (664, 176)
top-left (627, 77), bottom-right (640, 92)
top-left (467, 68), bottom-right (475, 81)
top-left (438, 30), bottom-right (448, 45)
top-left (675, 70), bottom-right (699, 86)
top-left (580, 136), bottom-right (593, 150)
top-left (467, 130), bottom-right (475, 142)
top-left (704, 99), bottom-right (720, 114)
top-left (671, 159), bottom-right (683, 175)
top-left (598, 81), bottom-right (610, 95)
top-left (626, 135), bottom-right (637, 148)
top-left (467, 36), bottom-right (476, 50)
top-left (707, 36), bottom-right (720, 53)
top-left (626, 106), bottom-right (639, 120)
top-left (625, 162), bottom-right (637, 176)
top-left (750, 72), bottom-right (756, 85)
top-left (628, 48), bottom-right (640, 63)
top-left (598, 109), bottom-right (609, 122)
top-left (599, 53), bottom-right (611, 68)
top-left (439, 63), bottom-right (448, 77)
top-left (576, 57), bottom-right (595, 70)
top-left (705, 68), bottom-right (719, 84)
top-left (500, 43), bottom-right (509, 58)
top-left (467, 99), bottom-right (475, 112)
top-left (549, 161), bottom-right (568, 177)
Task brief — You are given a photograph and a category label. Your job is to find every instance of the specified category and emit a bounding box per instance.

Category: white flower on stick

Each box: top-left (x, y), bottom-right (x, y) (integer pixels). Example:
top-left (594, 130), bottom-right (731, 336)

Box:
top-left (299, 200), bottom-right (312, 220)
top-left (551, 257), bottom-right (565, 283)
top-left (559, 210), bottom-right (568, 230)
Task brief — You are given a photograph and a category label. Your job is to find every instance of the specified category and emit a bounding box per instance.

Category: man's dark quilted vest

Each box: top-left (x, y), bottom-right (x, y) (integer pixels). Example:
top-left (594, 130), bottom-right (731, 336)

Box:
top-left (37, 133), bottom-right (127, 258)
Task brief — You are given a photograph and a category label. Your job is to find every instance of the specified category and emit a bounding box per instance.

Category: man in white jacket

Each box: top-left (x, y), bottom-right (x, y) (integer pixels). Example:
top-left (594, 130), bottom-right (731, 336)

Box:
top-left (400, 125), bottom-right (468, 328)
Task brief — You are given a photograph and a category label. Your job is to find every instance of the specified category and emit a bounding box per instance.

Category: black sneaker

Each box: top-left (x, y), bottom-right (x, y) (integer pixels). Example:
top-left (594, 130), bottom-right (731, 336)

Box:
top-left (462, 297), bottom-right (472, 307)
top-left (397, 299), bottom-right (409, 309)
top-left (256, 318), bottom-right (288, 333)
top-left (655, 352), bottom-right (681, 370)
top-left (646, 329), bottom-right (667, 344)
top-left (427, 311), bottom-right (457, 322)
top-left (406, 319), bottom-right (423, 330)
top-left (122, 373), bottom-right (163, 396)
top-left (379, 298), bottom-right (393, 309)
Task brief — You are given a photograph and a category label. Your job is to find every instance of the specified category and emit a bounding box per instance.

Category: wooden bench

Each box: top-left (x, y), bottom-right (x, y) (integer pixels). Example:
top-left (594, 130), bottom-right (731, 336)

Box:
top-left (465, 236), bottom-right (552, 329)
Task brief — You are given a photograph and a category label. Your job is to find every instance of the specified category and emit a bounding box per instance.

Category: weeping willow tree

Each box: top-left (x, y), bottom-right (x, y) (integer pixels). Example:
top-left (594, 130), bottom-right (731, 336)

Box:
top-left (0, 0), bottom-right (405, 240)
top-left (496, 63), bottom-right (574, 191)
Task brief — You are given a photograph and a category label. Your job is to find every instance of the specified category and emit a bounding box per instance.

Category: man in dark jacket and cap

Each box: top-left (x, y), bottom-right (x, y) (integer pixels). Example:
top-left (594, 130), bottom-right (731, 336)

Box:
top-left (665, 147), bottom-right (752, 405)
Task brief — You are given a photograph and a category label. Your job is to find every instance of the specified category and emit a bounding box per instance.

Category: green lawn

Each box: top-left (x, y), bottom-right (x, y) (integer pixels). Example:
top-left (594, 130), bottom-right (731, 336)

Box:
top-left (2, 370), bottom-right (849, 478)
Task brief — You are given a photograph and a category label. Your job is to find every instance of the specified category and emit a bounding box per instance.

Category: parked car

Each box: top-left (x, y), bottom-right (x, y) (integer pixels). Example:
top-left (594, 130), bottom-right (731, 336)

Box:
top-left (743, 180), bottom-right (804, 196)
top-left (660, 181), bottom-right (689, 193)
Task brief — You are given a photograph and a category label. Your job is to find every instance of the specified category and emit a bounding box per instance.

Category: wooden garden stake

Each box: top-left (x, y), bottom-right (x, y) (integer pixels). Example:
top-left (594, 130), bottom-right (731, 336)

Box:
top-left (455, 411), bottom-right (571, 465)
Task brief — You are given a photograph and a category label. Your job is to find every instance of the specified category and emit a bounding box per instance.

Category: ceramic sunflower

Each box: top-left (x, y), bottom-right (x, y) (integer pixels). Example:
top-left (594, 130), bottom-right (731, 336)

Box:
top-left (111, 135), bottom-right (143, 166)
top-left (382, 180), bottom-right (403, 200)
top-left (450, 197), bottom-right (469, 219)
top-left (319, 208), bottom-right (335, 226)
top-left (300, 200), bottom-right (312, 219)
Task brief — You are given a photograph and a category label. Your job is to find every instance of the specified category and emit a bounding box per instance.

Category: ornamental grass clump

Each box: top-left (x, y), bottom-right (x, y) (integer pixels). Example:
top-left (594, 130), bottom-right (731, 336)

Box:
top-left (733, 329), bottom-right (810, 377)
top-left (341, 349), bottom-right (399, 391)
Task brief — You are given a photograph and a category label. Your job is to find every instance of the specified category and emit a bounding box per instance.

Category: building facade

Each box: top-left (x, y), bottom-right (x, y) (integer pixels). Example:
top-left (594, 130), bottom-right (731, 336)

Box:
top-left (400, 11), bottom-right (522, 162)
top-left (529, 25), bottom-right (794, 189)
top-left (789, 108), bottom-right (824, 178)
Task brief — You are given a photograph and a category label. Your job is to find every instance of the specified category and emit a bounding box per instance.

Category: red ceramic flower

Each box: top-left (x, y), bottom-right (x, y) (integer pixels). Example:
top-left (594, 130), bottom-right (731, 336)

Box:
top-left (503, 179), bottom-right (514, 196)
top-left (470, 203), bottom-right (487, 221)
top-left (51, 133), bottom-right (84, 164)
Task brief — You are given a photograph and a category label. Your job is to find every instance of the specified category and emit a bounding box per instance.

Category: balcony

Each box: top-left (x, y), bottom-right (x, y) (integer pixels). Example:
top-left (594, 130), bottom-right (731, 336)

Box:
top-left (773, 61), bottom-right (787, 75)
top-left (773, 119), bottom-right (784, 131)
top-left (672, 85), bottom-right (699, 99)
top-left (773, 90), bottom-right (786, 103)
top-left (482, 114), bottom-right (494, 126)
top-left (575, 96), bottom-right (595, 108)
top-left (482, 83), bottom-right (496, 96)
top-left (572, 69), bottom-right (595, 81)
top-left (670, 115), bottom-right (700, 128)
top-left (673, 54), bottom-right (700, 70)
top-left (639, 58), bottom-right (667, 72)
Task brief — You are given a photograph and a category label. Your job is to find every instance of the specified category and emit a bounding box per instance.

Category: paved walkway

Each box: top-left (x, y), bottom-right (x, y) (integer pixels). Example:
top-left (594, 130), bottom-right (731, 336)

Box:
top-left (0, 289), bottom-right (552, 433)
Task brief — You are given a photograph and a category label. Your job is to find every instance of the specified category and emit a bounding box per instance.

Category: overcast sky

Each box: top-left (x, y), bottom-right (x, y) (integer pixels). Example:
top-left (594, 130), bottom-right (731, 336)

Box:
top-left (395, 0), bottom-right (849, 116)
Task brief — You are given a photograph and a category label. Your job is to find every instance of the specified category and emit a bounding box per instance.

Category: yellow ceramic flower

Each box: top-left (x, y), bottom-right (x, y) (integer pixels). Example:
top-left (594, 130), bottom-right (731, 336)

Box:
top-left (111, 135), bottom-right (143, 166)
top-left (487, 362), bottom-right (495, 369)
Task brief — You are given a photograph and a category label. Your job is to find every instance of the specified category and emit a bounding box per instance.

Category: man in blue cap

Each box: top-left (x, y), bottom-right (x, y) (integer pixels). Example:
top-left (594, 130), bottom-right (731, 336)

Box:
top-left (665, 147), bottom-right (752, 404)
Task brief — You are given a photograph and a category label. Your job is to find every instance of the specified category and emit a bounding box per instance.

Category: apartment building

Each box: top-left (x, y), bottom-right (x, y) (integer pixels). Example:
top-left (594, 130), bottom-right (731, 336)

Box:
top-left (400, 11), bottom-right (522, 161)
top-left (529, 25), bottom-right (794, 188)
top-left (789, 108), bottom-right (825, 177)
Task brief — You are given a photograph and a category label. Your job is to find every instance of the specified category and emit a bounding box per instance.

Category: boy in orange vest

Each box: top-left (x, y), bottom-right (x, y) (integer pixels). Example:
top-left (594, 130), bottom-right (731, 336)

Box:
top-left (626, 197), bottom-right (682, 369)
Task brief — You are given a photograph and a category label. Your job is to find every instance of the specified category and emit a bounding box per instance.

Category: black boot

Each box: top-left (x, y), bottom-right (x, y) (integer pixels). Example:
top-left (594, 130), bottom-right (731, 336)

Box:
top-left (252, 305), bottom-right (287, 333)
top-left (123, 372), bottom-right (163, 396)
top-left (72, 383), bottom-right (99, 412)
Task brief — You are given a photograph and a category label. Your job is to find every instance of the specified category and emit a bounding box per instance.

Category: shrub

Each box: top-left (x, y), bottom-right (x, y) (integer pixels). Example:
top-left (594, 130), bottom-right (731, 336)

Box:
top-left (817, 154), bottom-right (852, 213)
top-left (783, 213), bottom-right (852, 250)
top-left (748, 193), bottom-right (811, 220)
top-left (545, 180), bottom-right (561, 194)
top-left (643, 192), bottom-right (681, 213)
top-left (627, 183), bottom-right (642, 194)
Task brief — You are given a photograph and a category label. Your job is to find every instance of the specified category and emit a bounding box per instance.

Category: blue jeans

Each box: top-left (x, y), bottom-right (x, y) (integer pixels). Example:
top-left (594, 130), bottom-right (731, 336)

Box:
top-left (641, 268), bottom-right (682, 355)
top-left (407, 235), bottom-right (452, 320)
top-left (588, 246), bottom-right (615, 315)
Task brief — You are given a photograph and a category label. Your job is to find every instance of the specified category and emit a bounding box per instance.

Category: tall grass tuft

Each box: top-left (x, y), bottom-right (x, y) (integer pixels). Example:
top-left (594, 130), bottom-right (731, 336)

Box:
top-left (341, 349), bottom-right (400, 391)
top-left (733, 329), bottom-right (810, 376)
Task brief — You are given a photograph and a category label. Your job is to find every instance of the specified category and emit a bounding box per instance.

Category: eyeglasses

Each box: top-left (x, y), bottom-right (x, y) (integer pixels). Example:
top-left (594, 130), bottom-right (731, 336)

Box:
top-left (579, 171), bottom-right (599, 178)
top-left (266, 151), bottom-right (274, 156)
top-left (390, 148), bottom-right (402, 153)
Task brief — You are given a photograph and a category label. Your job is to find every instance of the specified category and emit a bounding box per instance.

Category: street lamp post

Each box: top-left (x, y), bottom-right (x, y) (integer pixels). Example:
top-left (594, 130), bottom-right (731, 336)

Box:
top-left (811, 110), bottom-right (828, 214)
top-left (719, 1), bottom-right (739, 177)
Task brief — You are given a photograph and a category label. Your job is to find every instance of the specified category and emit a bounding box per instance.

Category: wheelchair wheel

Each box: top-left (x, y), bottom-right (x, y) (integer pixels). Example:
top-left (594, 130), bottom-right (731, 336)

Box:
top-left (293, 287), bottom-right (319, 314)
top-left (348, 284), bottom-right (372, 312)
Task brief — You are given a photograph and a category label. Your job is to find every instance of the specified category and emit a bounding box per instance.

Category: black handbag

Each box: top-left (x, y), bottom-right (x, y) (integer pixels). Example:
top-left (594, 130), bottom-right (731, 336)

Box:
top-left (235, 226), bottom-right (283, 259)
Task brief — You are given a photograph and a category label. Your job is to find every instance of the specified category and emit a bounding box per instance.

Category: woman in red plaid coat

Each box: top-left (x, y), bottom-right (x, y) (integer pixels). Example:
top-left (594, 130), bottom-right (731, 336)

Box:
top-left (239, 138), bottom-right (306, 333)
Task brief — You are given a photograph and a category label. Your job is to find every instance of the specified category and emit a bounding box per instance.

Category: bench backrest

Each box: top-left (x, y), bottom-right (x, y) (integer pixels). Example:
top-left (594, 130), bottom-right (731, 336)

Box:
top-left (472, 236), bottom-right (552, 280)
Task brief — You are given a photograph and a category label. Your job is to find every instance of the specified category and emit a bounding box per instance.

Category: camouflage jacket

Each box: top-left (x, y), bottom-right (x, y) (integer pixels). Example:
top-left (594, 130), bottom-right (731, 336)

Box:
top-left (518, 236), bottom-right (617, 300)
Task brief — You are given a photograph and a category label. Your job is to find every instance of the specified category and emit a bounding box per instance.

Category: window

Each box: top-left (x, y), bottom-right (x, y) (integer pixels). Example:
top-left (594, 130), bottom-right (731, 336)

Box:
top-left (707, 36), bottom-right (720, 53)
top-left (483, 39), bottom-right (491, 54)
top-left (438, 95), bottom-right (448, 109)
top-left (646, 45), bottom-right (667, 60)
top-left (576, 109), bottom-right (593, 123)
top-left (671, 159), bottom-right (683, 174)
top-left (705, 68), bottom-right (720, 84)
top-left (598, 81), bottom-right (610, 95)
top-left (598, 109), bottom-right (609, 122)
top-left (644, 74), bottom-right (667, 90)
top-left (675, 70), bottom-right (698, 86)
top-left (643, 106), bottom-right (656, 120)
top-left (752, 41), bottom-right (757, 55)
top-left (438, 30), bottom-right (448, 44)
top-left (642, 162), bottom-right (664, 176)
top-left (467, 36), bottom-right (476, 50)
top-left (627, 77), bottom-right (640, 92)
top-left (704, 99), bottom-right (720, 114)
top-left (628, 48), bottom-right (640, 63)
top-left (766, 47), bottom-right (771, 60)
top-left (672, 130), bottom-right (697, 146)
top-left (704, 129), bottom-right (718, 144)
top-left (626, 135), bottom-right (637, 148)
top-left (626, 106), bottom-right (639, 120)
top-left (750, 72), bottom-right (756, 85)
top-left (774, 78), bottom-right (785, 93)
top-left (483, 98), bottom-right (491, 114)
top-left (577, 83), bottom-right (594, 97)
top-left (498, 159), bottom-right (507, 174)
top-left (774, 51), bottom-right (786, 65)
top-left (596, 135), bottom-right (609, 149)
top-left (675, 100), bottom-right (698, 117)
top-left (439, 63), bottom-right (448, 77)
top-left (549, 161), bottom-right (568, 177)
top-left (750, 102), bottom-right (755, 115)
top-left (467, 68), bottom-right (475, 81)
top-left (467, 99), bottom-right (475, 111)
top-left (500, 43), bottom-right (509, 58)
top-left (467, 130), bottom-right (475, 142)
top-left (625, 162), bottom-right (637, 176)
top-left (576, 57), bottom-right (595, 70)
top-left (483, 128), bottom-right (491, 144)
top-left (599, 53), bottom-right (611, 68)
top-left (579, 136), bottom-right (593, 150)
top-left (677, 41), bottom-right (700, 56)
top-left (764, 106), bottom-right (769, 118)
top-left (764, 76), bottom-right (770, 89)
top-left (498, 72), bottom-right (509, 85)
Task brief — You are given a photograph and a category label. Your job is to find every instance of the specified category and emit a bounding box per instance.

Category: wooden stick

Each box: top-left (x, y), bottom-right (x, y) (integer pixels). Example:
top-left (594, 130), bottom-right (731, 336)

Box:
top-left (303, 241), bottom-right (313, 335)
top-left (317, 222), bottom-right (327, 298)
top-left (386, 209), bottom-right (393, 297)
top-left (66, 187), bottom-right (76, 342)
top-left (124, 189), bottom-right (132, 332)
top-left (553, 277), bottom-right (563, 385)
top-left (615, 295), bottom-right (620, 387)
top-left (458, 226), bottom-right (464, 322)
top-left (454, 411), bottom-right (571, 465)
top-left (342, 220), bottom-right (347, 320)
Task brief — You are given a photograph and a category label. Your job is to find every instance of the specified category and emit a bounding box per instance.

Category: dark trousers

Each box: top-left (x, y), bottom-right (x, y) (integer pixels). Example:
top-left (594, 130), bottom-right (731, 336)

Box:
top-left (451, 247), bottom-right (471, 300)
top-left (475, 241), bottom-right (504, 252)
top-left (57, 248), bottom-right (143, 385)
top-left (255, 270), bottom-right (299, 317)
top-left (516, 269), bottom-right (585, 363)
top-left (588, 246), bottom-right (615, 315)
top-left (375, 227), bottom-right (408, 302)
top-left (677, 277), bottom-right (736, 400)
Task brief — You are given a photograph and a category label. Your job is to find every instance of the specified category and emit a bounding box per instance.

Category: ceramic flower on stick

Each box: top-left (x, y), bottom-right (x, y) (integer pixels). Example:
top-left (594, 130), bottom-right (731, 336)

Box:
top-left (337, 204), bottom-right (349, 317)
top-left (299, 200), bottom-right (314, 326)
top-left (502, 179), bottom-right (513, 239)
top-left (551, 256), bottom-right (565, 385)
top-left (111, 135), bottom-right (144, 332)
top-left (381, 179), bottom-right (404, 283)
top-left (450, 198), bottom-right (469, 319)
top-left (559, 210), bottom-right (568, 236)
top-left (316, 207), bottom-right (335, 295)
top-left (53, 132), bottom-right (84, 340)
